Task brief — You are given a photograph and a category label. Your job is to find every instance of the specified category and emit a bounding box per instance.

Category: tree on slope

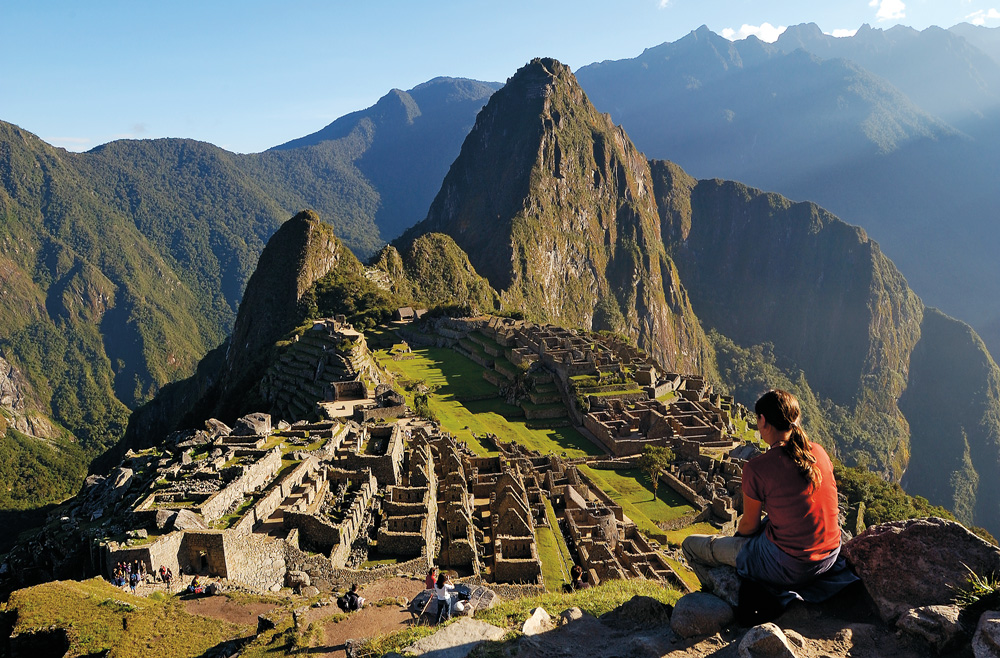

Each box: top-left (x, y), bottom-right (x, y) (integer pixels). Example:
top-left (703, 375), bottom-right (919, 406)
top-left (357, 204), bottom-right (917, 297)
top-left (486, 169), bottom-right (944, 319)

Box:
top-left (638, 445), bottom-right (675, 501)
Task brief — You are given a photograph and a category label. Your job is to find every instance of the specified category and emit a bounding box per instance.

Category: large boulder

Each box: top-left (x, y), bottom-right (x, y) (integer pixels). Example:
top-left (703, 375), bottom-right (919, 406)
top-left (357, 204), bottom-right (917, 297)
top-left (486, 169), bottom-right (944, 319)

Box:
top-left (205, 418), bottom-right (232, 438)
top-left (670, 592), bottom-right (733, 638)
top-left (895, 605), bottom-right (964, 653)
top-left (522, 607), bottom-right (553, 636)
top-left (403, 618), bottom-right (506, 657)
top-left (232, 413), bottom-right (271, 437)
top-left (599, 595), bottom-right (673, 629)
top-left (974, 611), bottom-right (1000, 658)
top-left (842, 518), bottom-right (1000, 623)
top-left (738, 623), bottom-right (797, 658)
top-left (171, 509), bottom-right (209, 531)
top-left (286, 570), bottom-right (311, 589)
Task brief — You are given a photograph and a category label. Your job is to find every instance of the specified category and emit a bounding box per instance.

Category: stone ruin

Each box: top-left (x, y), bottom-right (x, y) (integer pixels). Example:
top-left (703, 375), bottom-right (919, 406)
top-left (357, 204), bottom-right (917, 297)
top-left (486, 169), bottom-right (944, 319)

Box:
top-left (89, 314), bottom-right (754, 597)
top-left (259, 316), bottom-right (381, 422)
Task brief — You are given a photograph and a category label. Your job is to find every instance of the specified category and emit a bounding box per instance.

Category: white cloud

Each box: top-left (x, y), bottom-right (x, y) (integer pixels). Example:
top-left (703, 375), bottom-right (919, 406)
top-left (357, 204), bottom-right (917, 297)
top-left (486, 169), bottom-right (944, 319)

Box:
top-left (658, 0), bottom-right (670, 8)
top-left (869, 0), bottom-right (906, 21)
top-left (828, 28), bottom-right (859, 38)
top-left (46, 136), bottom-right (91, 151)
top-left (720, 22), bottom-right (787, 43)
top-left (967, 8), bottom-right (1000, 25)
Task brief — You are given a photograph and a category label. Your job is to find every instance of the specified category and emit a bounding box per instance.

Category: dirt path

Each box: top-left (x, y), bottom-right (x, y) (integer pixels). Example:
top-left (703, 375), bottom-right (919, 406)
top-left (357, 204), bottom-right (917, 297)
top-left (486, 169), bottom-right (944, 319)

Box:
top-left (304, 577), bottom-right (428, 657)
top-left (182, 596), bottom-right (277, 628)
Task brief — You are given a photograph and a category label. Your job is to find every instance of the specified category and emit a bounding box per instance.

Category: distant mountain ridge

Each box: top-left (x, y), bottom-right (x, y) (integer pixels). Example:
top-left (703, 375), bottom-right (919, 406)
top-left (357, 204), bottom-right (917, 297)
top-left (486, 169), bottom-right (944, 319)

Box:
top-left (393, 58), bottom-right (1000, 534)
top-left (0, 77), bottom-right (497, 514)
top-left (575, 23), bottom-right (1000, 360)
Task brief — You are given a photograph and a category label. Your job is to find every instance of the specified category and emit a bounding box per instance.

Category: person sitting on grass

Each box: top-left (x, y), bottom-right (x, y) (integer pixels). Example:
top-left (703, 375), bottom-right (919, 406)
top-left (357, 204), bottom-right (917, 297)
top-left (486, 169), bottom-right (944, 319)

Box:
top-left (570, 564), bottom-right (591, 590)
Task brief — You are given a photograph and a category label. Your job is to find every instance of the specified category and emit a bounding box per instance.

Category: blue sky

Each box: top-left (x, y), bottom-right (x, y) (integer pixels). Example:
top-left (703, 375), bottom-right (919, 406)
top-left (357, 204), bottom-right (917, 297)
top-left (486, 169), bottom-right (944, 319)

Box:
top-left (3, 0), bottom-right (998, 153)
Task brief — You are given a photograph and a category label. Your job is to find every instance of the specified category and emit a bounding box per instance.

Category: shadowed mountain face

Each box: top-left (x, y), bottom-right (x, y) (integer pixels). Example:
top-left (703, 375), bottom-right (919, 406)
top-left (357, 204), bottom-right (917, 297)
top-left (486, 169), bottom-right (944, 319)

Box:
top-left (651, 160), bottom-right (1000, 533)
top-left (400, 58), bottom-right (714, 375)
top-left (575, 24), bottom-right (1000, 360)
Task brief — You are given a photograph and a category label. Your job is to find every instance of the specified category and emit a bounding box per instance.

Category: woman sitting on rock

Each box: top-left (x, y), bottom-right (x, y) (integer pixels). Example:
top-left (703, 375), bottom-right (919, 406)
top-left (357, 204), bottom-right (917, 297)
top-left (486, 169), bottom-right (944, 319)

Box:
top-left (682, 390), bottom-right (856, 606)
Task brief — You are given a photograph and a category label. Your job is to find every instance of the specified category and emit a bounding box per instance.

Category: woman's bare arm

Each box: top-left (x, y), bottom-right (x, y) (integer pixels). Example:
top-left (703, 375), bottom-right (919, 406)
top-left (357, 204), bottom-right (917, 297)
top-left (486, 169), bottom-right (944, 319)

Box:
top-left (738, 494), bottom-right (763, 536)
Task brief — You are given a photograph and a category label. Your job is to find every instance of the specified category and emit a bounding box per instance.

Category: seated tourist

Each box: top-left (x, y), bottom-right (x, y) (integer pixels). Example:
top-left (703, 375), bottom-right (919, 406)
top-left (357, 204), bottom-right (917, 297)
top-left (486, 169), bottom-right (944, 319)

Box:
top-left (682, 390), bottom-right (858, 614)
top-left (570, 565), bottom-right (591, 590)
top-left (345, 583), bottom-right (365, 611)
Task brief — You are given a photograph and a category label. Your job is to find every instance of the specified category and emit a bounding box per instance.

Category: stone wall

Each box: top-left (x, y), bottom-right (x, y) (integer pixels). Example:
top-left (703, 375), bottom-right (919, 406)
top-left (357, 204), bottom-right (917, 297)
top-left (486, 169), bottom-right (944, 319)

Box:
top-left (494, 536), bottom-right (541, 584)
top-left (105, 531), bottom-right (185, 579)
top-left (198, 448), bottom-right (282, 522)
top-left (229, 459), bottom-right (319, 535)
top-left (344, 427), bottom-right (403, 486)
top-left (354, 405), bottom-right (406, 423)
top-left (523, 405), bottom-right (569, 420)
top-left (283, 537), bottom-right (429, 591)
top-left (221, 532), bottom-right (286, 591)
top-left (659, 468), bottom-right (707, 508)
top-left (587, 459), bottom-right (638, 470)
top-left (377, 516), bottom-right (427, 556)
top-left (181, 531), bottom-right (228, 577)
top-left (284, 511), bottom-right (341, 554)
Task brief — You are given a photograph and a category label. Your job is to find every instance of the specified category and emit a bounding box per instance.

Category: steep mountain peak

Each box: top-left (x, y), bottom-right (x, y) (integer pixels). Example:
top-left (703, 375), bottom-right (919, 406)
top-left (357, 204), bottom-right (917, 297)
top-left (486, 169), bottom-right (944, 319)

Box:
top-left (400, 58), bottom-right (713, 373)
top-left (370, 88), bottom-right (422, 126)
top-left (221, 210), bottom-right (347, 403)
top-left (776, 22), bottom-right (831, 50)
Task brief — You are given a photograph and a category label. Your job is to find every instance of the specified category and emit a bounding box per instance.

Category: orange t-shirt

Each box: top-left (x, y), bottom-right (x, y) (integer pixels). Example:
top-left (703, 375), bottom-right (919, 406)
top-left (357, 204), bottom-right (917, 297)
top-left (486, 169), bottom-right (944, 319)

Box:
top-left (742, 441), bottom-right (841, 561)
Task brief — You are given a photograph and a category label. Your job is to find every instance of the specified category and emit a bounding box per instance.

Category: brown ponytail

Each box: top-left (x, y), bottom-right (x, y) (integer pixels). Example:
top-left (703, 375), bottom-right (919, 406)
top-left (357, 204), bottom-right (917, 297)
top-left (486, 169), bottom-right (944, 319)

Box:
top-left (755, 390), bottom-right (821, 488)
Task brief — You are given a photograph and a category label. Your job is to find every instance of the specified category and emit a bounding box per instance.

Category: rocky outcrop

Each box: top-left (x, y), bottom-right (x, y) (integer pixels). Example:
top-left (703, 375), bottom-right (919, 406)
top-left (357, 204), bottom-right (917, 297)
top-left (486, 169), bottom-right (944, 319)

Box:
top-left (115, 210), bottom-right (355, 457)
top-left (221, 210), bottom-right (346, 411)
top-left (400, 58), bottom-right (714, 375)
top-left (671, 591), bottom-right (734, 638)
top-left (653, 157), bottom-right (1000, 536)
top-left (842, 517), bottom-right (1000, 625)
top-left (372, 233), bottom-right (500, 313)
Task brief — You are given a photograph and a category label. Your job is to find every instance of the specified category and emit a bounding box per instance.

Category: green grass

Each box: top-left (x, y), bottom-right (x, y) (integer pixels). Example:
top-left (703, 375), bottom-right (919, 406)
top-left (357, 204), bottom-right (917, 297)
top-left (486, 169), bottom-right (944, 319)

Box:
top-left (535, 524), bottom-right (566, 591)
top-left (538, 498), bottom-right (574, 591)
top-left (350, 624), bottom-right (440, 658)
top-left (6, 578), bottom-right (245, 657)
top-left (351, 579), bottom-right (682, 658)
top-left (662, 522), bottom-right (719, 549)
top-left (587, 388), bottom-right (645, 398)
top-left (664, 555), bottom-right (701, 591)
top-left (215, 495), bottom-right (258, 529)
top-left (578, 466), bottom-right (696, 543)
top-left (379, 346), bottom-right (500, 401)
top-left (655, 390), bottom-right (678, 403)
top-left (475, 578), bottom-right (681, 628)
top-left (379, 346), bottom-right (601, 458)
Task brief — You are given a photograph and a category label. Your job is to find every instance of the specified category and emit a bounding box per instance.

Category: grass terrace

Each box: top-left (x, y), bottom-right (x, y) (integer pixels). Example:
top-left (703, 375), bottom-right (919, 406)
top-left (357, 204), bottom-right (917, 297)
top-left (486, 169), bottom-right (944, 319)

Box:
top-left (5, 578), bottom-right (245, 658)
top-left (537, 498), bottom-right (574, 591)
top-left (578, 466), bottom-right (697, 543)
top-left (352, 578), bottom-right (682, 657)
top-left (655, 390), bottom-right (679, 403)
top-left (377, 346), bottom-right (601, 458)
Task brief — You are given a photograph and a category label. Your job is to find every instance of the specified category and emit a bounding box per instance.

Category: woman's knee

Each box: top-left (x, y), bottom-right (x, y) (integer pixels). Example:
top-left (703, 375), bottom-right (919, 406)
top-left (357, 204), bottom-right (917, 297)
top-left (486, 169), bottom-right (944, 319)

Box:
top-left (682, 534), bottom-right (715, 564)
